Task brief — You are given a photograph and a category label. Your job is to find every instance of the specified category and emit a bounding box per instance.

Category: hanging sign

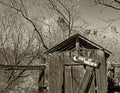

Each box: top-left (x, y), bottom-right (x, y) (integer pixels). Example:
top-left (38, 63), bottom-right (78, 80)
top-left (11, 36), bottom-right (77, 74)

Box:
top-left (73, 55), bottom-right (100, 68)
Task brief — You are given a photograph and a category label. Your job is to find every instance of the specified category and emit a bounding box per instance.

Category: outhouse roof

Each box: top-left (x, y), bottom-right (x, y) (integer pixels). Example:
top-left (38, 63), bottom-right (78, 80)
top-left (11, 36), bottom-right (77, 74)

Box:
top-left (44, 33), bottom-right (111, 58)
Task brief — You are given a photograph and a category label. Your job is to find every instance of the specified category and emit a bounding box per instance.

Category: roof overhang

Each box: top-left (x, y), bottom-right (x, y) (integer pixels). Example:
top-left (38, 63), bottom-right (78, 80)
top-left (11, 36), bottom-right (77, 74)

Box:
top-left (44, 33), bottom-right (112, 58)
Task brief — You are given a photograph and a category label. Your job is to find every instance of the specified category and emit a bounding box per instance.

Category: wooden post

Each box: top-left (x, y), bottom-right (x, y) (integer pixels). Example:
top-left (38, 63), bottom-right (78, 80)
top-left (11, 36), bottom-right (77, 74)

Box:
top-left (49, 54), bottom-right (64, 93)
top-left (76, 37), bottom-right (80, 56)
top-left (95, 50), bottom-right (107, 93)
top-left (88, 50), bottom-right (96, 93)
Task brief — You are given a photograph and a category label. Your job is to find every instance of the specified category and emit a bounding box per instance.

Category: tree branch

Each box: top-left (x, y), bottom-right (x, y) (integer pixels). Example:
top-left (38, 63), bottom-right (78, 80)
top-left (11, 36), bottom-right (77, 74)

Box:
top-left (0, 0), bottom-right (48, 50)
top-left (95, 0), bottom-right (120, 10)
top-left (114, 0), bottom-right (120, 4)
top-left (48, 0), bottom-right (69, 24)
top-left (5, 52), bottom-right (39, 89)
top-left (56, 0), bottom-right (70, 14)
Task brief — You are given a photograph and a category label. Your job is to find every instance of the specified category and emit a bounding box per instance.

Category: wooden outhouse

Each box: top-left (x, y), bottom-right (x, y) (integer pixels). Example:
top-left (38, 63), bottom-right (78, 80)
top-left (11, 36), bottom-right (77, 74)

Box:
top-left (44, 33), bottom-right (111, 93)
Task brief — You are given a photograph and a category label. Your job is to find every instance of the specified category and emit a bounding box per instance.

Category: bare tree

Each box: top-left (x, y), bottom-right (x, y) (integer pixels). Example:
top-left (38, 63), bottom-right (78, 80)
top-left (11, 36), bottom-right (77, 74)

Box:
top-left (46, 0), bottom-right (89, 37)
top-left (0, 7), bottom-right (41, 92)
top-left (0, 0), bottom-right (48, 50)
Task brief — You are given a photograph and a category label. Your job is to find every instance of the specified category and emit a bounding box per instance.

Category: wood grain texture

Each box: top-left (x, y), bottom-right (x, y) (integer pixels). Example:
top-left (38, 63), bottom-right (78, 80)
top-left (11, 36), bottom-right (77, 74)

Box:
top-left (48, 50), bottom-right (107, 93)
top-left (64, 66), bottom-right (73, 93)
top-left (0, 64), bottom-right (46, 70)
top-left (95, 50), bottom-right (107, 93)
top-left (49, 53), bottom-right (64, 93)
top-left (76, 67), bottom-right (94, 93)
top-left (88, 76), bottom-right (95, 93)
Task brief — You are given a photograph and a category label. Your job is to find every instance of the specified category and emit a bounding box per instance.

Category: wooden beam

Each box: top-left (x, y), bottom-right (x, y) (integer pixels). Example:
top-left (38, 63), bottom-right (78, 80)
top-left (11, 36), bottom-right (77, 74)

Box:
top-left (76, 67), bottom-right (94, 93)
top-left (64, 63), bottom-right (82, 66)
top-left (88, 76), bottom-right (95, 93)
top-left (0, 64), bottom-right (46, 70)
top-left (76, 37), bottom-right (80, 55)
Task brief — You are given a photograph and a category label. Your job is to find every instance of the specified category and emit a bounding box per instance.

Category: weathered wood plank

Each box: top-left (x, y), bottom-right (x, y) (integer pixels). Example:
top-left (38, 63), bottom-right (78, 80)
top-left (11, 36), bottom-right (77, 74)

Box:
top-left (0, 64), bottom-right (46, 70)
top-left (95, 50), bottom-right (107, 93)
top-left (58, 55), bottom-right (64, 93)
top-left (88, 50), bottom-right (96, 93)
top-left (65, 66), bottom-right (73, 93)
top-left (49, 53), bottom-right (64, 93)
top-left (88, 76), bottom-right (95, 93)
top-left (48, 49), bottom-right (108, 93)
top-left (49, 54), bottom-right (58, 93)
top-left (76, 67), bottom-right (94, 93)
top-left (72, 66), bottom-right (85, 93)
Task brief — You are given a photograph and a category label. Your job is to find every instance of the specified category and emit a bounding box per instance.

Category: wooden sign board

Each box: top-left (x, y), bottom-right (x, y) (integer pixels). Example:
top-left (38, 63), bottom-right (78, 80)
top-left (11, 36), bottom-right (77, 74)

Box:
top-left (73, 55), bottom-right (100, 68)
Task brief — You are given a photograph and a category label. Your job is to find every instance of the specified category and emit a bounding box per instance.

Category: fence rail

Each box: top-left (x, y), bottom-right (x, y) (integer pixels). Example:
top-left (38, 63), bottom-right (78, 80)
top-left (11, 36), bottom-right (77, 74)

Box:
top-left (0, 64), bottom-right (46, 70)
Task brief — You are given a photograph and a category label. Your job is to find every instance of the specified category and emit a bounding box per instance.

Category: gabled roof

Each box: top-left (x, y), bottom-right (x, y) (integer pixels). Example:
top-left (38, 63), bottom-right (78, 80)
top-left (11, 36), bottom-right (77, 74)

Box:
top-left (44, 33), bottom-right (112, 58)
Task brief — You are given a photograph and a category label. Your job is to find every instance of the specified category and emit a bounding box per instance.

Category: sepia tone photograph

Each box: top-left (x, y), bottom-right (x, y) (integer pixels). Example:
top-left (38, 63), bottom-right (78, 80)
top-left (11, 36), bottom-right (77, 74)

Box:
top-left (0, 0), bottom-right (120, 93)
